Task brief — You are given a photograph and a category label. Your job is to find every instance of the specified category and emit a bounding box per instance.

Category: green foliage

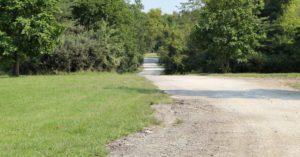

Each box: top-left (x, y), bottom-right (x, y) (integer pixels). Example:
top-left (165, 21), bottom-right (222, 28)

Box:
top-left (191, 0), bottom-right (265, 73)
top-left (280, 0), bottom-right (300, 33)
top-left (158, 28), bottom-right (188, 74)
top-left (1, 0), bottom-right (299, 75)
top-left (294, 28), bottom-right (300, 67)
top-left (0, 0), bottom-right (64, 75)
top-left (144, 9), bottom-right (165, 52)
top-left (159, 0), bottom-right (300, 74)
top-left (57, 0), bottom-right (75, 22)
top-left (21, 21), bottom-right (125, 74)
top-left (254, 0), bottom-right (300, 73)
top-left (180, 0), bottom-right (203, 11)
top-left (0, 0), bottom-right (150, 74)
top-left (72, 0), bottom-right (133, 28)
top-left (70, 0), bottom-right (146, 73)
top-left (260, 0), bottom-right (290, 20)
top-left (144, 8), bottom-right (199, 74)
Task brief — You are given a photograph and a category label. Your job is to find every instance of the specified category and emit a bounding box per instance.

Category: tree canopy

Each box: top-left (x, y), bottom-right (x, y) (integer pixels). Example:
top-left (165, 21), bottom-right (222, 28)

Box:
top-left (72, 0), bottom-right (133, 28)
top-left (0, 0), bottom-right (64, 76)
top-left (191, 0), bottom-right (265, 72)
top-left (156, 0), bottom-right (300, 73)
top-left (0, 0), bottom-right (299, 75)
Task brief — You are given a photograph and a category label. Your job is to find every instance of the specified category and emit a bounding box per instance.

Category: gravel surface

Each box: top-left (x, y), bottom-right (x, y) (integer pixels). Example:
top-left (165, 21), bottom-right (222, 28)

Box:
top-left (108, 58), bottom-right (300, 157)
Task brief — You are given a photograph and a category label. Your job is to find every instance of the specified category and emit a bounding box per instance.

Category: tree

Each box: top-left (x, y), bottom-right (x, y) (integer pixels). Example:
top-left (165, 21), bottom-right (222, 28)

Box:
top-left (260, 0), bottom-right (290, 21)
top-left (71, 0), bottom-right (149, 72)
top-left (192, 0), bottom-right (265, 73)
top-left (57, 0), bottom-right (75, 22)
top-left (158, 28), bottom-right (188, 74)
top-left (295, 29), bottom-right (300, 69)
top-left (280, 0), bottom-right (300, 34)
top-left (0, 0), bottom-right (64, 76)
top-left (128, 0), bottom-right (149, 54)
top-left (281, 0), bottom-right (300, 70)
top-left (180, 0), bottom-right (204, 11)
top-left (145, 9), bottom-right (165, 52)
top-left (72, 0), bottom-right (133, 28)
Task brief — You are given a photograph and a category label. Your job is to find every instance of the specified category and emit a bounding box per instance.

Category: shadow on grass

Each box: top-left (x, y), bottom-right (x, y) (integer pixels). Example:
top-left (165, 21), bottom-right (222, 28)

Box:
top-left (0, 72), bottom-right (11, 78)
top-left (0, 75), bottom-right (10, 78)
top-left (0, 70), bottom-right (13, 78)
top-left (164, 89), bottom-right (300, 100)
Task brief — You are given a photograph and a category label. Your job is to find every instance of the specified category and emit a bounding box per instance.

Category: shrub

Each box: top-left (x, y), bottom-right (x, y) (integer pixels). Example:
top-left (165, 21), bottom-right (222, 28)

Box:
top-left (20, 22), bottom-right (126, 74)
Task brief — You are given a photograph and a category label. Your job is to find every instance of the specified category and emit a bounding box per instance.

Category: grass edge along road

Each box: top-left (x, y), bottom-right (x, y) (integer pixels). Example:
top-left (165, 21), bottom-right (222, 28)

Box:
top-left (198, 73), bottom-right (300, 90)
top-left (292, 83), bottom-right (300, 90)
top-left (144, 53), bottom-right (159, 58)
top-left (0, 72), bottom-right (170, 157)
top-left (200, 73), bottom-right (300, 77)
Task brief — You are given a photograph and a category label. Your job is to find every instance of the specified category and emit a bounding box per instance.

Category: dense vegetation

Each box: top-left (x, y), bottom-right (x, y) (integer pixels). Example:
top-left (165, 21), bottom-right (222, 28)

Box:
top-left (0, 0), bottom-right (64, 76)
top-left (0, 0), bottom-right (152, 75)
top-left (0, 0), bottom-right (299, 75)
top-left (156, 0), bottom-right (300, 74)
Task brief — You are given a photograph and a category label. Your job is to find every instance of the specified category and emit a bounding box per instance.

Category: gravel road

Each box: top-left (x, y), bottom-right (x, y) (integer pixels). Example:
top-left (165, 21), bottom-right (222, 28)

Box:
top-left (108, 58), bottom-right (300, 157)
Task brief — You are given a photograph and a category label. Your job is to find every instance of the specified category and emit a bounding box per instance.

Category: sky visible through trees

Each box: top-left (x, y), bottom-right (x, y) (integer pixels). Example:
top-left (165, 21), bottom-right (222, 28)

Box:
top-left (142, 0), bottom-right (186, 14)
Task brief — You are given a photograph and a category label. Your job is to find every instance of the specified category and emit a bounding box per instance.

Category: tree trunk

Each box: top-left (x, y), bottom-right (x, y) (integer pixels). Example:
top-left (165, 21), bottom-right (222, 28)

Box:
top-left (13, 53), bottom-right (20, 77)
top-left (222, 58), bottom-right (230, 73)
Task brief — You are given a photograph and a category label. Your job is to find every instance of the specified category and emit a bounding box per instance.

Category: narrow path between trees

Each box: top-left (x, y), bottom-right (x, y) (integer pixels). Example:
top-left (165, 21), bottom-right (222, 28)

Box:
top-left (108, 58), bottom-right (300, 157)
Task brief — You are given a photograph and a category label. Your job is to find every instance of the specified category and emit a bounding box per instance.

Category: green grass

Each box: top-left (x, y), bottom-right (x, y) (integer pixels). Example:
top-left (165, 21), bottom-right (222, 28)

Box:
top-left (197, 73), bottom-right (300, 90)
top-left (0, 72), bottom-right (170, 157)
top-left (173, 119), bottom-right (184, 126)
top-left (199, 73), bottom-right (300, 77)
top-left (144, 53), bottom-right (159, 58)
top-left (291, 83), bottom-right (300, 90)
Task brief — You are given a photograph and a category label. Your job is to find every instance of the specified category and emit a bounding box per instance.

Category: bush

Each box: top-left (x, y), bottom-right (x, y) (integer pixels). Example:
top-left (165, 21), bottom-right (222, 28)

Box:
top-left (20, 22), bottom-right (126, 74)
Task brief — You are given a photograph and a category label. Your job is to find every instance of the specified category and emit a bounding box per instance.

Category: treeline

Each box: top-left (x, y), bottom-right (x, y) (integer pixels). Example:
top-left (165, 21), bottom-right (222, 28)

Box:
top-left (0, 0), bottom-right (156, 75)
top-left (156, 0), bottom-right (300, 73)
top-left (1, 0), bottom-right (299, 76)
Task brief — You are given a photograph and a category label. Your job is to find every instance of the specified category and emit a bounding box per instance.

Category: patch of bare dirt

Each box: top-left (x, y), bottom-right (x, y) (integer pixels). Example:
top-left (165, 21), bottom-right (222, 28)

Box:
top-left (108, 98), bottom-right (259, 157)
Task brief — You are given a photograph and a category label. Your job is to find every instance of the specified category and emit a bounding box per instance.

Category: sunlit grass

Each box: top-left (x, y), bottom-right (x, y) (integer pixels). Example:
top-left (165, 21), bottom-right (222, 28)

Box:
top-left (0, 72), bottom-right (170, 157)
top-left (144, 53), bottom-right (159, 58)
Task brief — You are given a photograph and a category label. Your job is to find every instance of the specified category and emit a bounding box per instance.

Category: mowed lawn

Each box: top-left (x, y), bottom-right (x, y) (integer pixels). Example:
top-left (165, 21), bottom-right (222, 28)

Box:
top-left (0, 73), bottom-right (170, 157)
